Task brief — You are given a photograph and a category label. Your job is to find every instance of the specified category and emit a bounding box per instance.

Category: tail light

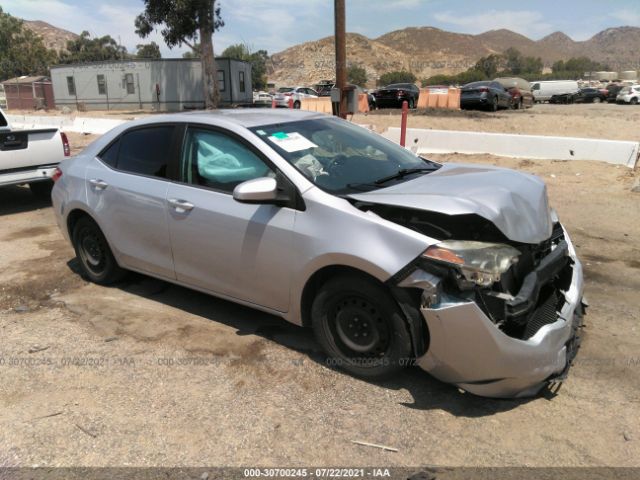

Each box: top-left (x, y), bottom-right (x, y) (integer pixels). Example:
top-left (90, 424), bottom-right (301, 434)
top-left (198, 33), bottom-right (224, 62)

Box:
top-left (52, 167), bottom-right (63, 182)
top-left (60, 131), bottom-right (70, 157)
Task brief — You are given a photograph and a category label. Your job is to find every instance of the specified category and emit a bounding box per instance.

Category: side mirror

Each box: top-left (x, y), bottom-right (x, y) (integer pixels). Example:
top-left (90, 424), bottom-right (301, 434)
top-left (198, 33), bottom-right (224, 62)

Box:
top-left (232, 177), bottom-right (279, 204)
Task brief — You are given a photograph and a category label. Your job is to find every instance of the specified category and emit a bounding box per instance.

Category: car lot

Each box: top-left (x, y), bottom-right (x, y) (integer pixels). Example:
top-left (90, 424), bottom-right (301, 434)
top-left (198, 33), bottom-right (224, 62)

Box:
top-left (1, 111), bottom-right (639, 467)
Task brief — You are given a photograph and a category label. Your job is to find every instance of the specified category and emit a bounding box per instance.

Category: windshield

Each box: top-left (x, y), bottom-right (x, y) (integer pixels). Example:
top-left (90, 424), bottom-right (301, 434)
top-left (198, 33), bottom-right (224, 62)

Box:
top-left (620, 87), bottom-right (632, 94)
top-left (250, 117), bottom-right (440, 194)
top-left (278, 87), bottom-right (294, 93)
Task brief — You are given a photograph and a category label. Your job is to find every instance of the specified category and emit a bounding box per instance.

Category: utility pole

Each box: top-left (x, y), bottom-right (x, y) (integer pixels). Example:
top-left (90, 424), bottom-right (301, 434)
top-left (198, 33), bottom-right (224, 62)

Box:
top-left (334, 0), bottom-right (347, 118)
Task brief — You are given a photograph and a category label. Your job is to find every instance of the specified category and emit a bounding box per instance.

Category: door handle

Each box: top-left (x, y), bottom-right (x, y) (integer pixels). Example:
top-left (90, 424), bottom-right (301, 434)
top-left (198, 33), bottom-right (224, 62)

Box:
top-left (89, 179), bottom-right (108, 190)
top-left (168, 198), bottom-right (195, 213)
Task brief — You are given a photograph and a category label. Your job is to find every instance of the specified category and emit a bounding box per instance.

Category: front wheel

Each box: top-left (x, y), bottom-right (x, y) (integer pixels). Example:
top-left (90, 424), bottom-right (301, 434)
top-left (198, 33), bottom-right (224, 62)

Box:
top-left (490, 96), bottom-right (499, 112)
top-left (293, 100), bottom-right (301, 109)
top-left (72, 216), bottom-right (126, 285)
top-left (311, 274), bottom-right (413, 379)
top-left (631, 98), bottom-right (638, 105)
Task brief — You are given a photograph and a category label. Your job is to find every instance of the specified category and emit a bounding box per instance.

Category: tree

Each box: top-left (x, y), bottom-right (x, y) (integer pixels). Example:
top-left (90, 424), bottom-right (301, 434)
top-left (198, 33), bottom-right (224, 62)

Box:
top-left (347, 65), bottom-right (367, 87)
top-left (473, 54), bottom-right (503, 78)
top-left (136, 42), bottom-right (161, 59)
top-left (221, 43), bottom-right (269, 90)
top-left (182, 43), bottom-right (200, 58)
top-left (59, 31), bottom-right (127, 64)
top-left (0, 7), bottom-right (57, 81)
top-left (378, 70), bottom-right (416, 86)
top-left (136, 0), bottom-right (224, 109)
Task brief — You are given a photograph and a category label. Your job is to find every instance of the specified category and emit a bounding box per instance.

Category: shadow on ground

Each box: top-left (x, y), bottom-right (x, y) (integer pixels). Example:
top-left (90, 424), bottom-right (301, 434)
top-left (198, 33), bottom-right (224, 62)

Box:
top-left (94, 269), bottom-right (536, 418)
top-left (0, 185), bottom-right (51, 216)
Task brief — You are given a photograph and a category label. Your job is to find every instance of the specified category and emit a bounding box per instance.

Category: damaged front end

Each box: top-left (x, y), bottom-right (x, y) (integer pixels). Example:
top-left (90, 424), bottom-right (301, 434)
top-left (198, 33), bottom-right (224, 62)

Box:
top-left (376, 206), bottom-right (586, 398)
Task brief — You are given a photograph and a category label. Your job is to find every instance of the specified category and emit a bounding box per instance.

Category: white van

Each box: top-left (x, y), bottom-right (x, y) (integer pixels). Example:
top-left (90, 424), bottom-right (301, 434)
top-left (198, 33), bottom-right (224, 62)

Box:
top-left (530, 81), bottom-right (579, 103)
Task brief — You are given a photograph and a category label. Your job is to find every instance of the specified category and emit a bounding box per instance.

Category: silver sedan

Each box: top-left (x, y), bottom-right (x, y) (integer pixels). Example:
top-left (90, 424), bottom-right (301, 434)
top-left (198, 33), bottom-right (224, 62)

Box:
top-left (51, 109), bottom-right (585, 398)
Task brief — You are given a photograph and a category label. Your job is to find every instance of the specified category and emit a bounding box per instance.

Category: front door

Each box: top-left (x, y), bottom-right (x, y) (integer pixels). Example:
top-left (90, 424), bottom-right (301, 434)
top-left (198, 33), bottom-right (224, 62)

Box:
top-left (166, 126), bottom-right (296, 312)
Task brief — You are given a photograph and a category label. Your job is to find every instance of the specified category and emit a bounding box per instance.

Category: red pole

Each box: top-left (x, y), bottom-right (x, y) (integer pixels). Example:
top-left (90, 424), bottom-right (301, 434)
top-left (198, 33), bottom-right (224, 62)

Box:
top-left (400, 100), bottom-right (409, 147)
top-left (288, 97), bottom-right (294, 109)
top-left (271, 98), bottom-right (276, 108)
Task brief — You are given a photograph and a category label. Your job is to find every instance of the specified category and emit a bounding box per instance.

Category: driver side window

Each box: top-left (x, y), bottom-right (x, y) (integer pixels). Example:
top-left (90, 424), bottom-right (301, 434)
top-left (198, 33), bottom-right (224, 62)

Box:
top-left (181, 128), bottom-right (274, 193)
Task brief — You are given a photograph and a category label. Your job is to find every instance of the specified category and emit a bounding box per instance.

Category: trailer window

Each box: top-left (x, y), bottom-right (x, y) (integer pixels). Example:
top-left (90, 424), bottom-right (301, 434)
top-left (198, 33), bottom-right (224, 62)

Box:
top-left (67, 76), bottom-right (76, 96)
top-left (97, 75), bottom-right (107, 95)
top-left (239, 71), bottom-right (246, 93)
top-left (125, 74), bottom-right (135, 94)
top-left (217, 70), bottom-right (225, 92)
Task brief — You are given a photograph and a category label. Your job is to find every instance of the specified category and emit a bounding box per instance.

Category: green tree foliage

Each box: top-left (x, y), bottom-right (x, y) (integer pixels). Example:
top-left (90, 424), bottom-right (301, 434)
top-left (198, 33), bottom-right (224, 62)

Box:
top-left (0, 7), bottom-right (58, 81)
top-left (136, 42), bottom-right (162, 59)
top-left (59, 31), bottom-right (127, 64)
top-left (422, 48), bottom-right (546, 86)
top-left (378, 70), bottom-right (416, 86)
top-left (347, 65), bottom-right (368, 87)
top-left (182, 43), bottom-right (200, 58)
top-left (221, 43), bottom-right (269, 90)
top-left (547, 57), bottom-right (610, 80)
top-left (136, 0), bottom-right (224, 108)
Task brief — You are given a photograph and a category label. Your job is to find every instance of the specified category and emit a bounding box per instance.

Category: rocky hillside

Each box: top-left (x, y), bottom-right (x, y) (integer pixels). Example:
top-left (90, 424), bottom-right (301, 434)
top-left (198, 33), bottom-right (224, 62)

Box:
top-left (267, 26), bottom-right (640, 87)
top-left (23, 20), bottom-right (78, 52)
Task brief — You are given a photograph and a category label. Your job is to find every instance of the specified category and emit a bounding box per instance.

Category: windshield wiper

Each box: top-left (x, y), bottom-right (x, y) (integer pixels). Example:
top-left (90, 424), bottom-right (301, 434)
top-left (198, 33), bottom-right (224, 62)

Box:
top-left (374, 167), bottom-right (436, 185)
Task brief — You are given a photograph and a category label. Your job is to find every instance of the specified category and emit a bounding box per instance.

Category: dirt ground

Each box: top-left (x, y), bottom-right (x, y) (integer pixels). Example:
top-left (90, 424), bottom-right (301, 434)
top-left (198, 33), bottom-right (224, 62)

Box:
top-left (1, 108), bottom-right (640, 468)
top-left (356, 103), bottom-right (640, 142)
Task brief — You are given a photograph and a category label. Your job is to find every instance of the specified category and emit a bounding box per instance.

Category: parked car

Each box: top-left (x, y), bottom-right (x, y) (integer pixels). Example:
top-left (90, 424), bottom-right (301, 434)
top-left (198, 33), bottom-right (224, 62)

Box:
top-left (51, 109), bottom-right (585, 399)
top-left (494, 77), bottom-right (534, 109)
top-left (314, 80), bottom-right (335, 97)
top-left (252, 91), bottom-right (273, 104)
top-left (373, 83), bottom-right (420, 109)
top-left (273, 87), bottom-right (319, 109)
top-left (573, 88), bottom-right (608, 104)
top-left (530, 80), bottom-right (579, 103)
top-left (606, 84), bottom-right (624, 103)
top-left (0, 107), bottom-right (70, 198)
top-left (549, 93), bottom-right (576, 104)
top-left (460, 81), bottom-right (512, 111)
top-left (616, 85), bottom-right (640, 105)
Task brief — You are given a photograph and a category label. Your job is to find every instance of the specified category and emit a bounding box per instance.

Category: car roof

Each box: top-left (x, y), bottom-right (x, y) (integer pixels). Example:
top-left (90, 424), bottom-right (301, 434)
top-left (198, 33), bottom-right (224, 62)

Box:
top-left (130, 108), bottom-right (328, 129)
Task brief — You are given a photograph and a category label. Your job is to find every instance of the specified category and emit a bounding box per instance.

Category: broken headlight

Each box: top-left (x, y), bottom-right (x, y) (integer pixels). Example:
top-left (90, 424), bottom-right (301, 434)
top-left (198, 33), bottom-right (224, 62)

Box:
top-left (422, 240), bottom-right (521, 287)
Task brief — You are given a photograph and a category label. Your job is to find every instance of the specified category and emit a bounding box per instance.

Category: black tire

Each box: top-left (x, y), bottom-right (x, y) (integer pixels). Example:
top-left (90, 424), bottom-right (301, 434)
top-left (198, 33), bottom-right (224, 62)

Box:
top-left (593, 97), bottom-right (601, 104)
top-left (293, 100), bottom-right (301, 109)
top-left (631, 98), bottom-right (638, 105)
top-left (490, 96), bottom-right (499, 112)
top-left (408, 98), bottom-right (415, 109)
top-left (72, 216), bottom-right (126, 285)
top-left (311, 274), bottom-right (413, 379)
top-left (28, 180), bottom-right (53, 200)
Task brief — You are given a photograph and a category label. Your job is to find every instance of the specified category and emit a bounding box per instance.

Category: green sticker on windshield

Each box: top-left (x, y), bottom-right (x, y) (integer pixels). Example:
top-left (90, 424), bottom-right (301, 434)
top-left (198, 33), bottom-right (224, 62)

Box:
top-left (272, 132), bottom-right (288, 139)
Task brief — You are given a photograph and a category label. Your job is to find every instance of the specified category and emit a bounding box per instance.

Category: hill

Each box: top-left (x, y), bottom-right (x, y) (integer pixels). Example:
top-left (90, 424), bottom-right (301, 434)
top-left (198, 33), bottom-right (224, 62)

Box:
top-left (267, 26), bottom-right (640, 87)
top-left (22, 20), bottom-right (78, 52)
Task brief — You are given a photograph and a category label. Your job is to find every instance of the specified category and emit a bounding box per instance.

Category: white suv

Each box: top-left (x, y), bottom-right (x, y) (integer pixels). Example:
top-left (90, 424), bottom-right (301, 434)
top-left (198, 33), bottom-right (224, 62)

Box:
top-left (616, 85), bottom-right (640, 105)
top-left (273, 87), bottom-right (319, 109)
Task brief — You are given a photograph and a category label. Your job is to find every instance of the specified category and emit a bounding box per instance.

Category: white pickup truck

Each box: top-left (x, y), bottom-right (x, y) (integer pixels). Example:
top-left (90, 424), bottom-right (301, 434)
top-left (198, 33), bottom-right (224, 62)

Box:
top-left (0, 107), bottom-right (70, 198)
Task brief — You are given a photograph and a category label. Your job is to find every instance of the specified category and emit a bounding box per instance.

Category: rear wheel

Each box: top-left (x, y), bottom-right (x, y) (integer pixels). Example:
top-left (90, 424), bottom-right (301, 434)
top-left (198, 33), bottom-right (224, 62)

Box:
top-left (293, 100), bottom-right (301, 109)
top-left (408, 98), bottom-right (415, 109)
top-left (28, 180), bottom-right (53, 200)
top-left (631, 97), bottom-right (638, 105)
top-left (72, 216), bottom-right (126, 285)
top-left (490, 96), bottom-right (499, 112)
top-left (311, 274), bottom-right (413, 379)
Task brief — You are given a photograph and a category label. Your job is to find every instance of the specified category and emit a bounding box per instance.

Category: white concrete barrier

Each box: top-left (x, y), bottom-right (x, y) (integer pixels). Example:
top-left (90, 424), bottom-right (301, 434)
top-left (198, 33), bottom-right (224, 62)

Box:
top-left (7, 114), bottom-right (126, 135)
top-left (383, 128), bottom-right (640, 168)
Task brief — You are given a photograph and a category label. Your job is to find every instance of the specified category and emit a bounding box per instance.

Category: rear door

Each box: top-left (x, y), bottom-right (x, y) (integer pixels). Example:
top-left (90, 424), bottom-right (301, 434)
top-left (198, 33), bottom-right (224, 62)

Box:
top-left (166, 125), bottom-right (296, 312)
top-left (85, 124), bottom-right (179, 279)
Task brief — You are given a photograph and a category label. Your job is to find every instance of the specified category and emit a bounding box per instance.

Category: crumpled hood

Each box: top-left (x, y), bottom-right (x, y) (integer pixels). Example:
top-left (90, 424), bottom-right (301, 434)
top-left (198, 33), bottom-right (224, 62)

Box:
top-left (349, 163), bottom-right (553, 244)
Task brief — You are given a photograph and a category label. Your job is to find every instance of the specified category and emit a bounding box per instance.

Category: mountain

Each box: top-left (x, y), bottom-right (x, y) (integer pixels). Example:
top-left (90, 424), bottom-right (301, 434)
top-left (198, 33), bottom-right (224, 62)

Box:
top-left (22, 20), bottom-right (78, 52)
top-left (267, 26), bottom-right (640, 87)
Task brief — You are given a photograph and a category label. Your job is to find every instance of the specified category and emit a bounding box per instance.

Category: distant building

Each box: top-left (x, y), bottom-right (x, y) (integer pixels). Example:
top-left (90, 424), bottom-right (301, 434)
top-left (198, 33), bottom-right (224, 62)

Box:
top-left (50, 58), bottom-right (252, 111)
top-left (1, 76), bottom-right (54, 110)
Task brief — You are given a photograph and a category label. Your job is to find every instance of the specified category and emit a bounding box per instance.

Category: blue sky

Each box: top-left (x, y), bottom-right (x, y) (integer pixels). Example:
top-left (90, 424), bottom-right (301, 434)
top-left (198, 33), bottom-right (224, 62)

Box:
top-left (2, 0), bottom-right (639, 57)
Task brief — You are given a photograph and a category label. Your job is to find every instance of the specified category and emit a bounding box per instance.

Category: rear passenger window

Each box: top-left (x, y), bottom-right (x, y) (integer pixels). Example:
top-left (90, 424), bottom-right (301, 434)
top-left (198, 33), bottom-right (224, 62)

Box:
top-left (98, 139), bottom-right (120, 168)
top-left (117, 126), bottom-right (174, 178)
